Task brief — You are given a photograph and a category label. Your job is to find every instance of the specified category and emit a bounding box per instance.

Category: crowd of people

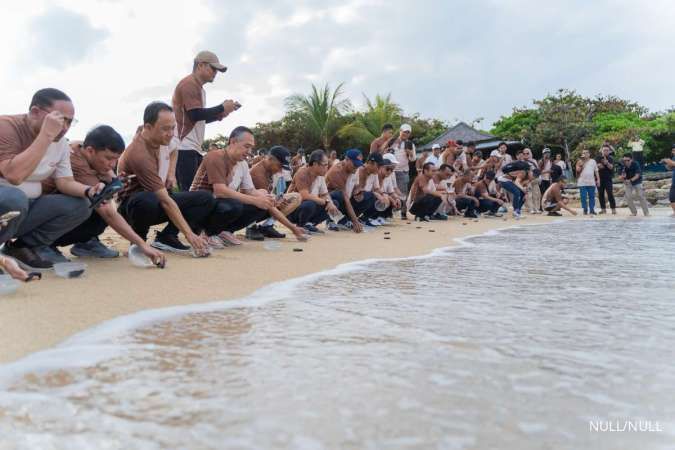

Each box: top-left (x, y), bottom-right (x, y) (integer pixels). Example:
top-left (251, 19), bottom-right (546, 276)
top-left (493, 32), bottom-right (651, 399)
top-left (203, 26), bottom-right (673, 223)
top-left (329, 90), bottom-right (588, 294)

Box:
top-left (1, 50), bottom-right (674, 285)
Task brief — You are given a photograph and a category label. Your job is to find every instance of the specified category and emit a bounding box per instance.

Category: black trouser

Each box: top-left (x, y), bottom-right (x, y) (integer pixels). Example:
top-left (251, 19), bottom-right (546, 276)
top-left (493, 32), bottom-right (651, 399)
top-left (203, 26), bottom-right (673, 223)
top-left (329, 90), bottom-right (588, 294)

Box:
top-left (288, 200), bottom-right (329, 226)
top-left (455, 197), bottom-right (479, 217)
top-left (204, 198), bottom-right (244, 236)
top-left (478, 198), bottom-right (500, 214)
top-left (598, 179), bottom-right (616, 210)
top-left (0, 186), bottom-right (29, 246)
top-left (223, 203), bottom-right (268, 233)
top-left (118, 191), bottom-right (214, 239)
top-left (409, 194), bottom-right (442, 218)
top-left (176, 150), bottom-right (203, 192)
top-left (330, 190), bottom-right (376, 221)
top-left (54, 209), bottom-right (108, 246)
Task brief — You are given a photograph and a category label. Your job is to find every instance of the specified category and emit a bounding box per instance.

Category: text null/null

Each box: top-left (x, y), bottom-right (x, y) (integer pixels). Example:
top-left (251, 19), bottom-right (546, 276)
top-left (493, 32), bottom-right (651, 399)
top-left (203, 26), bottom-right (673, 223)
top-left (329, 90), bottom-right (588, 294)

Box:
top-left (589, 420), bottom-right (663, 432)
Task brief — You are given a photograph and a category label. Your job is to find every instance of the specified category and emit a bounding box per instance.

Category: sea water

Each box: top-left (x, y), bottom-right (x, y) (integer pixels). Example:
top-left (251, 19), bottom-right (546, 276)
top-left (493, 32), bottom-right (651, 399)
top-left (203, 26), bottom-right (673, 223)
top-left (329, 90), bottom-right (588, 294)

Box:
top-left (0, 218), bottom-right (674, 450)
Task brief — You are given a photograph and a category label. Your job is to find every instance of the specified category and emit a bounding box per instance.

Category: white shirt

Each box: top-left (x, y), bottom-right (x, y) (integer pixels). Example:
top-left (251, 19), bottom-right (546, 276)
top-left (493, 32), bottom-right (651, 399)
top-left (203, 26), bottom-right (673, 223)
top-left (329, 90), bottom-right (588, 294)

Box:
top-left (310, 175), bottom-right (328, 196)
top-left (158, 137), bottom-right (178, 184)
top-left (229, 160), bottom-right (255, 191)
top-left (381, 173), bottom-right (396, 194)
top-left (363, 173), bottom-right (380, 192)
top-left (0, 138), bottom-right (72, 199)
top-left (555, 160), bottom-right (567, 170)
top-left (426, 153), bottom-right (442, 168)
top-left (628, 139), bottom-right (644, 153)
top-left (495, 153), bottom-right (513, 177)
top-left (393, 140), bottom-right (415, 172)
top-left (577, 159), bottom-right (598, 187)
top-left (177, 89), bottom-right (206, 155)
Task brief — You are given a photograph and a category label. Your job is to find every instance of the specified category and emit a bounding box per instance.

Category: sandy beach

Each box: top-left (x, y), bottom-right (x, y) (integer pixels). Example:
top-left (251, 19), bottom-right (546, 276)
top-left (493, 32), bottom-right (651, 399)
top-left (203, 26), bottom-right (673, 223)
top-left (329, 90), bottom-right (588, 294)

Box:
top-left (0, 211), bottom-right (638, 364)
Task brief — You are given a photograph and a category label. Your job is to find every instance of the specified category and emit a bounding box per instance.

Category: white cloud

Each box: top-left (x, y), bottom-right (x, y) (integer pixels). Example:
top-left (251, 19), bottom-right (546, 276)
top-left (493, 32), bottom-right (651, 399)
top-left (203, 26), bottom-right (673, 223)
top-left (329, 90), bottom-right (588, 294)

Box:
top-left (1, 0), bottom-right (674, 146)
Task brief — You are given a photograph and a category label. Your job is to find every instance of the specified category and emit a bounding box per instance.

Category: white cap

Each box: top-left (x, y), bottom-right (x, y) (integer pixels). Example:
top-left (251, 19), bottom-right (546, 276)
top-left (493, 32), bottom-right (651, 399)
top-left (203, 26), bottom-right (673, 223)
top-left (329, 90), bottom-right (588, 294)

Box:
top-left (400, 123), bottom-right (412, 133)
top-left (431, 143), bottom-right (441, 150)
top-left (383, 153), bottom-right (399, 165)
top-left (490, 150), bottom-right (502, 158)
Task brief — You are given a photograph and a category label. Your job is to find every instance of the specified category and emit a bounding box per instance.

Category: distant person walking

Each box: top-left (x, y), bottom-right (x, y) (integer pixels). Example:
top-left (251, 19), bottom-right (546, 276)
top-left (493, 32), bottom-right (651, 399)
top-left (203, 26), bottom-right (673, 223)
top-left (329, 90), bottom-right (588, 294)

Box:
top-left (173, 50), bottom-right (239, 191)
top-left (596, 144), bottom-right (616, 214)
top-left (620, 153), bottom-right (650, 217)
top-left (575, 149), bottom-right (599, 215)
top-left (661, 144), bottom-right (675, 217)
top-left (391, 124), bottom-right (416, 219)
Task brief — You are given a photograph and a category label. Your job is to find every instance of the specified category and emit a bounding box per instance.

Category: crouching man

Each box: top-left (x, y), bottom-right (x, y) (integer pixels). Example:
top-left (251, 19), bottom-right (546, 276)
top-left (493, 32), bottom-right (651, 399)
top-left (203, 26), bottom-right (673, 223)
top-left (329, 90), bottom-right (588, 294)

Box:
top-left (43, 125), bottom-right (165, 266)
top-left (287, 150), bottom-right (340, 233)
top-left (0, 88), bottom-right (100, 270)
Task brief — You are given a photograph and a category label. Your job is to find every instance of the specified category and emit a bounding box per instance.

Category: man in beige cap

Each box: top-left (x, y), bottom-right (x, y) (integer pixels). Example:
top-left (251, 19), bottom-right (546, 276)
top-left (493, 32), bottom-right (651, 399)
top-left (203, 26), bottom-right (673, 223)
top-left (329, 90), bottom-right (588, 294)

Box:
top-left (173, 50), bottom-right (240, 191)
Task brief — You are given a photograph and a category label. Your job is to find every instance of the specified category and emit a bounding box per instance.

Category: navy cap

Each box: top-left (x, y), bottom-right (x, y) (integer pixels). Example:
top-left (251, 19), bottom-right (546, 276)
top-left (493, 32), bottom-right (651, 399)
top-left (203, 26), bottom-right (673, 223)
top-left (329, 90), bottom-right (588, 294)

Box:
top-left (269, 145), bottom-right (291, 170)
top-left (345, 149), bottom-right (364, 167)
top-left (366, 153), bottom-right (384, 165)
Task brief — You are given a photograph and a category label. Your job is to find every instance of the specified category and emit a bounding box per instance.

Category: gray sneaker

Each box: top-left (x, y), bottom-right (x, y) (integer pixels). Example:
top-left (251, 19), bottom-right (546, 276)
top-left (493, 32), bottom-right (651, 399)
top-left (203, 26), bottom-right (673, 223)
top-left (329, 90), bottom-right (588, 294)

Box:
top-left (34, 245), bottom-right (71, 264)
top-left (71, 238), bottom-right (119, 258)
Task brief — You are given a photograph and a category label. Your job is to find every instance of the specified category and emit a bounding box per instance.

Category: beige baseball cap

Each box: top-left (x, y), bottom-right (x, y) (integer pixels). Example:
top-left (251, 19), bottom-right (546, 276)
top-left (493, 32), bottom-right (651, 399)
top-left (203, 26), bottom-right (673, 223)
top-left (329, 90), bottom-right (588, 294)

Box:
top-left (194, 51), bottom-right (227, 72)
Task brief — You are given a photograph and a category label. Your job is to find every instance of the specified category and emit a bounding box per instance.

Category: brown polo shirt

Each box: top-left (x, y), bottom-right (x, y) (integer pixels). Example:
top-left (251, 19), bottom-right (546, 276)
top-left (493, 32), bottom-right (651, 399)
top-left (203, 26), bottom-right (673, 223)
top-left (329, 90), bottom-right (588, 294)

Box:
top-left (172, 74), bottom-right (204, 141)
top-left (42, 147), bottom-right (106, 194)
top-left (117, 134), bottom-right (165, 202)
top-left (249, 160), bottom-right (274, 191)
top-left (190, 149), bottom-right (237, 193)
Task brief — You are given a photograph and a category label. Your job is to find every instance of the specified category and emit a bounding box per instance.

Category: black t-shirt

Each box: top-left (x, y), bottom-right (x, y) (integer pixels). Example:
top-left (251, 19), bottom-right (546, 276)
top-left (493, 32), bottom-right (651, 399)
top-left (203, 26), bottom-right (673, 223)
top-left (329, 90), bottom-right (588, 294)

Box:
top-left (622, 160), bottom-right (642, 186)
top-left (596, 155), bottom-right (614, 182)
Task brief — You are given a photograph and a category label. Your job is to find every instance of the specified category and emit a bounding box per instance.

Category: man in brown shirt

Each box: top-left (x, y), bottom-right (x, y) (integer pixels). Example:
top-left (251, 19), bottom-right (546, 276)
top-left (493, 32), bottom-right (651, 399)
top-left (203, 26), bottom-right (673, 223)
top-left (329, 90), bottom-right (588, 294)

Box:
top-left (0, 88), bottom-right (101, 271)
top-left (326, 149), bottom-right (371, 233)
top-left (408, 162), bottom-right (443, 221)
top-left (369, 123), bottom-right (394, 155)
top-left (43, 125), bottom-right (165, 265)
top-left (173, 50), bottom-right (239, 191)
top-left (249, 145), bottom-right (303, 238)
top-left (117, 102), bottom-right (213, 257)
top-left (287, 150), bottom-right (340, 233)
top-left (190, 129), bottom-right (307, 245)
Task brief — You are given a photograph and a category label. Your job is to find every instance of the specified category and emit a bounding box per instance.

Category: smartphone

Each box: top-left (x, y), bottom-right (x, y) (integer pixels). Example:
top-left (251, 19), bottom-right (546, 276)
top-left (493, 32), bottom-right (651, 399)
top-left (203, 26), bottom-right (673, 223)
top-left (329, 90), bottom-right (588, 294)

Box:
top-left (234, 101), bottom-right (242, 110)
top-left (0, 211), bottom-right (21, 225)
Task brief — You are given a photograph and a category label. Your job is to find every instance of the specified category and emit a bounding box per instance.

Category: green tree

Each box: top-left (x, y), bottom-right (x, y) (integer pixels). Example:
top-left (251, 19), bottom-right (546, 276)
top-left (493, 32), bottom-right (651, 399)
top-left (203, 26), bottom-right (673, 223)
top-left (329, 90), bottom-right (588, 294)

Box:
top-left (337, 93), bottom-right (402, 151)
top-left (490, 108), bottom-right (540, 141)
top-left (285, 83), bottom-right (351, 150)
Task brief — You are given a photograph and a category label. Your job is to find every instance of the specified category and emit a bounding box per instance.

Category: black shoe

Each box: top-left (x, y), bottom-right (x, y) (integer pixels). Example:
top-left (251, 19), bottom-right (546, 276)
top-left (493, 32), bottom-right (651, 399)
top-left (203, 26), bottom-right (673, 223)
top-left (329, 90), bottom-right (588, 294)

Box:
top-left (151, 232), bottom-right (191, 253)
top-left (245, 226), bottom-right (265, 241)
top-left (303, 223), bottom-right (324, 235)
top-left (415, 215), bottom-right (430, 222)
top-left (2, 243), bottom-right (54, 271)
top-left (259, 225), bottom-right (285, 239)
top-left (465, 210), bottom-right (479, 219)
top-left (431, 213), bottom-right (448, 221)
top-left (547, 211), bottom-right (562, 216)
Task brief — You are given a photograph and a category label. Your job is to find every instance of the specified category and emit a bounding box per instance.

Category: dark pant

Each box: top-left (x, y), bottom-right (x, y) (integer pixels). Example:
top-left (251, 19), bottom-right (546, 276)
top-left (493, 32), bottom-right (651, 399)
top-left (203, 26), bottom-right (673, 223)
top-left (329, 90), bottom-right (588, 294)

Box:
top-left (223, 203), bottom-right (268, 233)
top-left (409, 195), bottom-right (442, 218)
top-left (15, 194), bottom-right (91, 248)
top-left (478, 198), bottom-right (500, 214)
top-left (288, 200), bottom-right (329, 226)
top-left (598, 179), bottom-right (616, 210)
top-left (498, 180), bottom-right (525, 213)
top-left (0, 186), bottom-right (29, 246)
top-left (539, 179), bottom-right (551, 206)
top-left (176, 150), bottom-right (203, 192)
top-left (331, 190), bottom-right (376, 220)
top-left (119, 191), bottom-right (214, 239)
top-left (205, 198), bottom-right (243, 236)
top-left (54, 209), bottom-right (108, 246)
top-left (455, 197), bottom-right (479, 217)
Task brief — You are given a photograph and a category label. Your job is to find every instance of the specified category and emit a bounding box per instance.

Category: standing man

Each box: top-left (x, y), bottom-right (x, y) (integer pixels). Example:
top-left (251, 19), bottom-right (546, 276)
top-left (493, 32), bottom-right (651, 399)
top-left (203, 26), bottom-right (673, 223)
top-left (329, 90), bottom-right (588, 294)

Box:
top-left (596, 144), bottom-right (616, 215)
top-left (620, 153), bottom-right (650, 217)
top-left (0, 88), bottom-right (97, 270)
top-left (392, 124), bottom-right (416, 219)
top-left (539, 148), bottom-right (553, 199)
top-left (173, 50), bottom-right (239, 191)
top-left (117, 102), bottom-right (213, 256)
top-left (370, 124), bottom-right (394, 155)
top-left (575, 149), bottom-right (600, 215)
top-left (660, 144), bottom-right (675, 217)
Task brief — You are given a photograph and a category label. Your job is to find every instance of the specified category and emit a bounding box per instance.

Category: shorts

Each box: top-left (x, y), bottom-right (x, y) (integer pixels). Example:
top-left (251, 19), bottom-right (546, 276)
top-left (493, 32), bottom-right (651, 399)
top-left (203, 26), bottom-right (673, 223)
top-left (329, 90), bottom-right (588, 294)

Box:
top-left (543, 202), bottom-right (557, 212)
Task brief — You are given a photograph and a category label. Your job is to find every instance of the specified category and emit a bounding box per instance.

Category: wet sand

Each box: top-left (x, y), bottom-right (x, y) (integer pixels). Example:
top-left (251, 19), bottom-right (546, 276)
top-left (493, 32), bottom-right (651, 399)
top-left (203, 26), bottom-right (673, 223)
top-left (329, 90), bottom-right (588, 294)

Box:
top-left (0, 210), bottom-right (636, 364)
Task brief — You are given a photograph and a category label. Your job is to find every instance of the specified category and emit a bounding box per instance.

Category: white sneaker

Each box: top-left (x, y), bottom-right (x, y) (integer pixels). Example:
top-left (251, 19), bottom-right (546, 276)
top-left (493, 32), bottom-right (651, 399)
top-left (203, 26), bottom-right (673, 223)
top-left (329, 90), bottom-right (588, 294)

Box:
top-left (206, 235), bottom-right (226, 250)
top-left (218, 231), bottom-right (243, 246)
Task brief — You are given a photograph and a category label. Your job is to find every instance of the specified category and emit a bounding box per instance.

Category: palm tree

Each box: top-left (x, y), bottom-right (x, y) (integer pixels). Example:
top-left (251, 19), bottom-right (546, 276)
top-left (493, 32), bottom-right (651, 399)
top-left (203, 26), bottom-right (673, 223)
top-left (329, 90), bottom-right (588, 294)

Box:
top-left (285, 83), bottom-right (351, 150)
top-left (338, 93), bottom-right (402, 148)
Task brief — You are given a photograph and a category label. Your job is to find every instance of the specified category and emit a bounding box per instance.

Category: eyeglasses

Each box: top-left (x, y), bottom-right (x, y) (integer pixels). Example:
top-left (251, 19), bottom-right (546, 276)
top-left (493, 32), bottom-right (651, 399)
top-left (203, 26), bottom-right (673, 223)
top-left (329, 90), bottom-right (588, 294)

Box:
top-left (402, 130), bottom-right (411, 134)
top-left (37, 107), bottom-right (78, 126)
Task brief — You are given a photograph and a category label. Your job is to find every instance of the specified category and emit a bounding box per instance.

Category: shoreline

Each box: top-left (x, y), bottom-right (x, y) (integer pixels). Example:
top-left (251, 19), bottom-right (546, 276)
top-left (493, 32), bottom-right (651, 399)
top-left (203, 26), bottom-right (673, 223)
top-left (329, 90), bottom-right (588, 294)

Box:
top-left (0, 210), bottom-right (656, 365)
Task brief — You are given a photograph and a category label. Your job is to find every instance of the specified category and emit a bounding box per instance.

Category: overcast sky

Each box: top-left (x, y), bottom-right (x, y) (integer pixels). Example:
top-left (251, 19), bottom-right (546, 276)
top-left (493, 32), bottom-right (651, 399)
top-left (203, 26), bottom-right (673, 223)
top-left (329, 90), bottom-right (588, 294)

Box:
top-left (2, 0), bottom-right (674, 144)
